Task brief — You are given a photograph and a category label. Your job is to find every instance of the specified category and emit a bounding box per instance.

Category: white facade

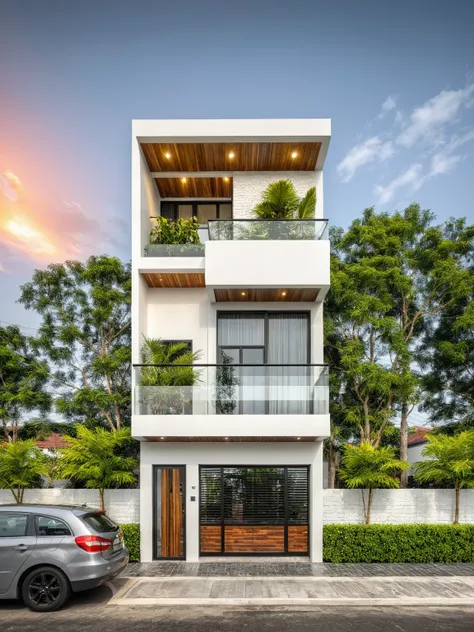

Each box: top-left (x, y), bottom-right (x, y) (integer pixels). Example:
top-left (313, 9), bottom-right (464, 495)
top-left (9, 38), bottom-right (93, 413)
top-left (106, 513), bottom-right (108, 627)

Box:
top-left (131, 119), bottom-right (331, 562)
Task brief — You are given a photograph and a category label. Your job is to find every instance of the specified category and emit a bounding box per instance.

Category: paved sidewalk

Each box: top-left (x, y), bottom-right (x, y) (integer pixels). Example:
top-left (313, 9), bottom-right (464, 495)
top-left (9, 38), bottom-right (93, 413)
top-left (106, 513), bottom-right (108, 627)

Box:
top-left (123, 561), bottom-right (474, 578)
top-left (110, 575), bottom-right (474, 606)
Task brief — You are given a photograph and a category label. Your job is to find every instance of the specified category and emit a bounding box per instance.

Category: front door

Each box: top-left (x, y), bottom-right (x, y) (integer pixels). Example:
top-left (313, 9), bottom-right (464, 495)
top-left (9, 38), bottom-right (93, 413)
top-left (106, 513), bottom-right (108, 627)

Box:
top-left (153, 466), bottom-right (185, 559)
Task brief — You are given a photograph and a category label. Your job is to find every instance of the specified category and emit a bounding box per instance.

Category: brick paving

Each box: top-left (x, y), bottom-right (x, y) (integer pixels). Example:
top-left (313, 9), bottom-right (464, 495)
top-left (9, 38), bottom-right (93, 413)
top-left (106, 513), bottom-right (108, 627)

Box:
top-left (122, 561), bottom-right (474, 578)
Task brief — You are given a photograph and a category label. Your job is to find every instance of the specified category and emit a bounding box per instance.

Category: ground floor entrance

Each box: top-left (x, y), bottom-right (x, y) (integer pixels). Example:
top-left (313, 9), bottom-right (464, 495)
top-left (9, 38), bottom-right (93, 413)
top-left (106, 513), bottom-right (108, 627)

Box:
top-left (199, 466), bottom-right (309, 556)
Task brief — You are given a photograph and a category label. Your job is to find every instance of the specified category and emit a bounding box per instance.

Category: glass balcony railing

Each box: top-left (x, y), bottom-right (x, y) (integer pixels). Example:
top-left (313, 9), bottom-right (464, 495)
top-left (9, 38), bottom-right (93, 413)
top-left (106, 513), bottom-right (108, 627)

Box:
top-left (145, 243), bottom-right (205, 257)
top-left (208, 219), bottom-right (328, 241)
top-left (134, 364), bottom-right (329, 415)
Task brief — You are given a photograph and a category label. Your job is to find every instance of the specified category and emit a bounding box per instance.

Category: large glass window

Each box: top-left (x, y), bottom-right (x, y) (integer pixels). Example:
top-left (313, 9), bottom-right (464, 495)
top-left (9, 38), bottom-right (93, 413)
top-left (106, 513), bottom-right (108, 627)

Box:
top-left (160, 201), bottom-right (232, 225)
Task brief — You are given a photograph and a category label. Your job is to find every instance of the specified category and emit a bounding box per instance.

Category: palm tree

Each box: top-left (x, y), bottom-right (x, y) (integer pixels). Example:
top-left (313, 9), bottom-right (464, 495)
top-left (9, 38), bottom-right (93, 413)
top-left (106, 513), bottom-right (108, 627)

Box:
top-left (415, 431), bottom-right (474, 524)
top-left (0, 439), bottom-right (47, 503)
top-left (252, 180), bottom-right (316, 220)
top-left (338, 442), bottom-right (409, 524)
top-left (139, 338), bottom-right (203, 414)
top-left (58, 426), bottom-right (137, 511)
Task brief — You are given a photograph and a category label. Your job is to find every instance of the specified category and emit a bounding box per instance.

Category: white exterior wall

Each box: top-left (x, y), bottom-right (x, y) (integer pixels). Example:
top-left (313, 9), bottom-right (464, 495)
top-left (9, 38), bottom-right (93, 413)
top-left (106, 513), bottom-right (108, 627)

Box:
top-left (232, 171), bottom-right (321, 219)
top-left (139, 441), bottom-right (324, 563)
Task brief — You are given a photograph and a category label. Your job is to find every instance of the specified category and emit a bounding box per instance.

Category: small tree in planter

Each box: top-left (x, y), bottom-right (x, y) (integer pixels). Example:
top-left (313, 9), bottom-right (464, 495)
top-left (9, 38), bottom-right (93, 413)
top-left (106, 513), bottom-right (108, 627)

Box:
top-left (58, 426), bottom-right (137, 511)
top-left (0, 439), bottom-right (47, 503)
top-left (139, 338), bottom-right (202, 414)
top-left (415, 431), bottom-right (474, 524)
top-left (147, 216), bottom-right (203, 256)
top-left (338, 442), bottom-right (409, 524)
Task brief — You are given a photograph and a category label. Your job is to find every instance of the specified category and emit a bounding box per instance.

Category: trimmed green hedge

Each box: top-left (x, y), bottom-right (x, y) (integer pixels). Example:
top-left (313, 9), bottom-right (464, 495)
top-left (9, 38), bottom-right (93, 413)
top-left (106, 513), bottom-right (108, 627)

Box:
top-left (120, 523), bottom-right (474, 564)
top-left (324, 524), bottom-right (474, 563)
top-left (120, 524), bottom-right (140, 561)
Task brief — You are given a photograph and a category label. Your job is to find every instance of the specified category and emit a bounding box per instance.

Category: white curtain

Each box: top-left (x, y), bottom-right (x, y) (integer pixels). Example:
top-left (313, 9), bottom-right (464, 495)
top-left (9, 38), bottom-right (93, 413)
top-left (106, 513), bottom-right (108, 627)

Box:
top-left (267, 314), bottom-right (309, 414)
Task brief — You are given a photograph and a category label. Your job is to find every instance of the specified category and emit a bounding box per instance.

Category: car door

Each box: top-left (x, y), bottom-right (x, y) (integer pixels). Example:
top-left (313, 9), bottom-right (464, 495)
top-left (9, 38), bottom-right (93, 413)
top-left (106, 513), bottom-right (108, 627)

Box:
top-left (0, 512), bottom-right (36, 594)
top-left (33, 514), bottom-right (76, 566)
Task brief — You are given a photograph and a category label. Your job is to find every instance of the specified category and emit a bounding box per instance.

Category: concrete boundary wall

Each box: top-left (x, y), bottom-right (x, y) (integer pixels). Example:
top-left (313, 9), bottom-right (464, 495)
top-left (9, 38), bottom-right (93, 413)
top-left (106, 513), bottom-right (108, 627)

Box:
top-left (1, 488), bottom-right (470, 526)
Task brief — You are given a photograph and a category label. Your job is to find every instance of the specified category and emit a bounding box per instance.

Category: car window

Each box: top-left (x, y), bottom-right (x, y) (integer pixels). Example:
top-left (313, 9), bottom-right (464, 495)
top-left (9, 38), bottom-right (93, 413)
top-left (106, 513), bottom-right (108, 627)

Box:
top-left (82, 512), bottom-right (119, 533)
top-left (36, 516), bottom-right (71, 537)
top-left (0, 513), bottom-right (28, 537)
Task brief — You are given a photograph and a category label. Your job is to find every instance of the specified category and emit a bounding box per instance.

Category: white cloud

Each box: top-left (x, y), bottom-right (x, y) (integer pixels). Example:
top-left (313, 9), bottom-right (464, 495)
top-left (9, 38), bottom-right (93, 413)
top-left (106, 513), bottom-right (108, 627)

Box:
top-left (337, 136), bottom-right (395, 182)
top-left (397, 84), bottom-right (474, 148)
top-left (378, 96), bottom-right (397, 118)
top-left (429, 153), bottom-right (462, 176)
top-left (374, 164), bottom-right (423, 205)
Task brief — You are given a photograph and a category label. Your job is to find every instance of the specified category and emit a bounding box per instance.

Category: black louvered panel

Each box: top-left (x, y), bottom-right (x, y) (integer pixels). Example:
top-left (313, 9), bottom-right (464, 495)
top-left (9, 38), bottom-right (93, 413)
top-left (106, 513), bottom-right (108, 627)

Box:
top-left (287, 467), bottom-right (309, 524)
top-left (222, 468), bottom-right (285, 525)
top-left (200, 468), bottom-right (222, 524)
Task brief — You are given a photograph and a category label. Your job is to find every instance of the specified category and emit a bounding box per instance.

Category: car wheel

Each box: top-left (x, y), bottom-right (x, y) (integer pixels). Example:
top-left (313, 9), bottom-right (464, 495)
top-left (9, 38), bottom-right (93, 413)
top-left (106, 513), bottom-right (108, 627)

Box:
top-left (21, 566), bottom-right (71, 612)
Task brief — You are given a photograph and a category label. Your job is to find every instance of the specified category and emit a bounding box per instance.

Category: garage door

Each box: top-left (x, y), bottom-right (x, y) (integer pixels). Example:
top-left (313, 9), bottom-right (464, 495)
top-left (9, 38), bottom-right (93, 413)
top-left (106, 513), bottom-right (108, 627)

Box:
top-left (200, 466), bottom-right (309, 556)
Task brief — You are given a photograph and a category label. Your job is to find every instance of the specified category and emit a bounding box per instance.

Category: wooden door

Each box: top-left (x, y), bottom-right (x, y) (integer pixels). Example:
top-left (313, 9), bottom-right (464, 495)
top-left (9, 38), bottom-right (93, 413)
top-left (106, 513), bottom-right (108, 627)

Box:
top-left (155, 467), bottom-right (185, 559)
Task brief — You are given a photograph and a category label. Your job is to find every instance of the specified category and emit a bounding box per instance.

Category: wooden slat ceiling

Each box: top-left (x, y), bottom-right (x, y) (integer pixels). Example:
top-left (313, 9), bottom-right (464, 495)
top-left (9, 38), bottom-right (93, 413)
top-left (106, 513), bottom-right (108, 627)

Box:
top-left (144, 437), bottom-right (317, 442)
top-left (156, 177), bottom-right (232, 198)
top-left (142, 142), bottom-right (321, 172)
top-left (143, 273), bottom-right (206, 288)
top-left (214, 288), bottom-right (320, 302)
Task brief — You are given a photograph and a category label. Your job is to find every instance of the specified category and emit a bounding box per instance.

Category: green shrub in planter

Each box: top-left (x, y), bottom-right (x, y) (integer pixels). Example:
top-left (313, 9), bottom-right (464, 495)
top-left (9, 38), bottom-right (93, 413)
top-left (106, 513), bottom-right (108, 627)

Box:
top-left (324, 524), bottom-right (474, 563)
top-left (120, 524), bottom-right (140, 562)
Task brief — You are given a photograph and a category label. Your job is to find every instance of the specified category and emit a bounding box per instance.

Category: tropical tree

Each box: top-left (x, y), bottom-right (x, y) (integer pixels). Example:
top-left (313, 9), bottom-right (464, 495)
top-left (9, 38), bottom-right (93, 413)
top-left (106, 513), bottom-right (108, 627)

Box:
top-left (19, 255), bottom-right (131, 432)
top-left (0, 325), bottom-right (51, 442)
top-left (252, 179), bottom-right (316, 219)
top-left (139, 338), bottom-right (202, 414)
top-left (58, 426), bottom-right (137, 511)
top-left (415, 432), bottom-right (474, 524)
top-left (338, 442), bottom-right (409, 524)
top-left (0, 439), bottom-right (48, 502)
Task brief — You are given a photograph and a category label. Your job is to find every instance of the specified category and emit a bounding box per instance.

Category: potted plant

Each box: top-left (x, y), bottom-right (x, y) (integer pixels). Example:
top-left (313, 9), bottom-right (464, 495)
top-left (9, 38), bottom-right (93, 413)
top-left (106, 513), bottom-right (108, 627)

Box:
top-left (139, 338), bottom-right (202, 414)
top-left (146, 216), bottom-right (205, 256)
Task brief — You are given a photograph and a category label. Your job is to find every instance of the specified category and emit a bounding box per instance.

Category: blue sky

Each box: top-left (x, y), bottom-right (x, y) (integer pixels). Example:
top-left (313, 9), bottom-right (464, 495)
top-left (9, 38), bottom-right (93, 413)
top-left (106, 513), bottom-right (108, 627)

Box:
top-left (1, 0), bottom-right (473, 333)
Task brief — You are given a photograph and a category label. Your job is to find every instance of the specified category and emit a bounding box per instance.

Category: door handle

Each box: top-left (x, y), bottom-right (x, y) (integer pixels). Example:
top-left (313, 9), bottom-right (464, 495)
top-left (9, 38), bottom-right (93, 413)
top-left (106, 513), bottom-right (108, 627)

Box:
top-left (13, 545), bottom-right (28, 551)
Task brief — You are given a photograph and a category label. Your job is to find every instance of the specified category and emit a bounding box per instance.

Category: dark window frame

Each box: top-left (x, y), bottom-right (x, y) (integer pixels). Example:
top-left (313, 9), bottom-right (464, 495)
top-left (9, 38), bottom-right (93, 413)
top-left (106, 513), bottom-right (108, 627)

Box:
top-left (160, 201), bottom-right (233, 225)
top-left (199, 465), bottom-right (310, 557)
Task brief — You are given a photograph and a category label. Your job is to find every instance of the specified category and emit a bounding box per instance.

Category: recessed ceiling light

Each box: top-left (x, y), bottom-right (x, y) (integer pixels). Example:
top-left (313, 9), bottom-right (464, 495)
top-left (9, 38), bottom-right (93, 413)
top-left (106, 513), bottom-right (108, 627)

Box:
top-left (291, 151), bottom-right (298, 159)
top-left (297, 437), bottom-right (301, 440)
top-left (224, 177), bottom-right (230, 182)
top-left (228, 152), bottom-right (235, 159)
top-left (281, 291), bottom-right (287, 297)
top-left (160, 437), bottom-right (164, 440)
top-left (225, 437), bottom-right (228, 440)
top-left (181, 177), bottom-right (187, 183)
top-left (241, 291), bottom-right (246, 296)
top-left (165, 152), bottom-right (171, 159)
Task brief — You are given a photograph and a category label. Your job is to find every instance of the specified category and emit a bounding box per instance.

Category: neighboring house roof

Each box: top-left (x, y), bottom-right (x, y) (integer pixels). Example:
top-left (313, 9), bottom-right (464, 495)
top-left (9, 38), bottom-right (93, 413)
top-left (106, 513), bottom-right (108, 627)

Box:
top-left (408, 426), bottom-right (433, 447)
top-left (35, 433), bottom-right (69, 450)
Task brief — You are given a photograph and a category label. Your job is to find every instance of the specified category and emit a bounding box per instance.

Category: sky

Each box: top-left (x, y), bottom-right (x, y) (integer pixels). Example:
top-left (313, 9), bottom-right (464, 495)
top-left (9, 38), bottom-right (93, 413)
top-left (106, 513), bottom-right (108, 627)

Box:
top-left (1, 0), bottom-right (474, 345)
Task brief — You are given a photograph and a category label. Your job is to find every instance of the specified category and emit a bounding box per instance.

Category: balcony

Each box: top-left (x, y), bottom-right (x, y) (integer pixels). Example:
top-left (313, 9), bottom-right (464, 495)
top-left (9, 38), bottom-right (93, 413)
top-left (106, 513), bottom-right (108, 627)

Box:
top-left (205, 220), bottom-right (330, 302)
top-left (132, 364), bottom-right (330, 441)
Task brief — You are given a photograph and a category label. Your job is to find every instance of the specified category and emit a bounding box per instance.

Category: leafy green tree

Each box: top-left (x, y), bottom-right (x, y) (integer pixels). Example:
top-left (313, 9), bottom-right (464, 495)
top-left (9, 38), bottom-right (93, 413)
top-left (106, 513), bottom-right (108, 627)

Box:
top-left (19, 256), bottom-right (131, 432)
top-left (422, 290), bottom-right (474, 433)
top-left (0, 440), bottom-right (47, 502)
top-left (252, 179), bottom-right (316, 219)
top-left (415, 432), bottom-right (474, 524)
top-left (58, 426), bottom-right (137, 510)
top-left (329, 207), bottom-right (474, 483)
top-left (0, 325), bottom-right (51, 442)
top-left (339, 442), bottom-right (409, 524)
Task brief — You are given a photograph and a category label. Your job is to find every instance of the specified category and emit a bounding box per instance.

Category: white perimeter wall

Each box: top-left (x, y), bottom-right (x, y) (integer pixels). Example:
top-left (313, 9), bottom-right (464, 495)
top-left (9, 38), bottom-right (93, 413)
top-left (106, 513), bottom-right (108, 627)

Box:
top-left (232, 171), bottom-right (323, 219)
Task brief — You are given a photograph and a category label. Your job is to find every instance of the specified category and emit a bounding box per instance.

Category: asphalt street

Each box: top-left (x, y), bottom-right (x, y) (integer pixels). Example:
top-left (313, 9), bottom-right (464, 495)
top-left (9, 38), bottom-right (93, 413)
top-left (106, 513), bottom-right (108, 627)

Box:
top-left (2, 581), bottom-right (474, 631)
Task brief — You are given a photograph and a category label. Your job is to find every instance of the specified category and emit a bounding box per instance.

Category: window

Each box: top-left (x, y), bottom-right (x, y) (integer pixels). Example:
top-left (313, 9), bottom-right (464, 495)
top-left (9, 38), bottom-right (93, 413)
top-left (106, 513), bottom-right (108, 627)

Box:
top-left (81, 513), bottom-right (119, 533)
top-left (0, 513), bottom-right (28, 537)
top-left (160, 201), bottom-right (232, 225)
top-left (36, 516), bottom-right (71, 537)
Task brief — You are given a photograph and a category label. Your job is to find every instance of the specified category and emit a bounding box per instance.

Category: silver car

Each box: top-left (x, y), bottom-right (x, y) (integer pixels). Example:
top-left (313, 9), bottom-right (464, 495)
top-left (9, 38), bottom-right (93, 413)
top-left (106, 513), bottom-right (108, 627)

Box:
top-left (0, 504), bottom-right (129, 612)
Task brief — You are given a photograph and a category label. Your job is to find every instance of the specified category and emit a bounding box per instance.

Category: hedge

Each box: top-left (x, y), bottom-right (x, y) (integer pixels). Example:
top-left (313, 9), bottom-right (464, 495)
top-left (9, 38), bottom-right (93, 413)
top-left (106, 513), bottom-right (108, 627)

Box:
top-left (120, 524), bottom-right (140, 561)
top-left (120, 523), bottom-right (474, 564)
top-left (323, 524), bottom-right (474, 563)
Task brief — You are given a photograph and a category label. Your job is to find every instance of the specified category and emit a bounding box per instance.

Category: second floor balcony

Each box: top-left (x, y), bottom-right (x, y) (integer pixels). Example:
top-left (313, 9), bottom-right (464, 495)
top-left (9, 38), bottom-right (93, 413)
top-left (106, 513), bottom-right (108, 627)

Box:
top-left (132, 364), bottom-right (329, 441)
